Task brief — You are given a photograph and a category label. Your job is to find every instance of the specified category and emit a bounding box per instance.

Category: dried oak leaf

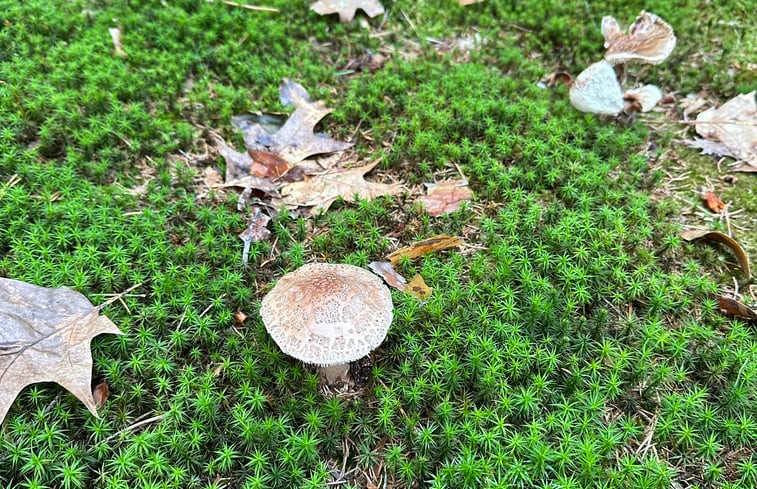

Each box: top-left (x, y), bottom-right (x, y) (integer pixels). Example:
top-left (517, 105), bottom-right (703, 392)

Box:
top-left (387, 235), bottom-right (463, 266)
top-left (695, 91), bottom-right (757, 172)
top-left (406, 274), bottom-right (432, 300)
top-left (0, 278), bottom-right (122, 425)
top-left (310, 0), bottom-right (385, 22)
top-left (417, 180), bottom-right (473, 216)
top-left (368, 261), bottom-right (407, 291)
top-left (215, 138), bottom-right (281, 195)
top-left (270, 159), bottom-right (402, 216)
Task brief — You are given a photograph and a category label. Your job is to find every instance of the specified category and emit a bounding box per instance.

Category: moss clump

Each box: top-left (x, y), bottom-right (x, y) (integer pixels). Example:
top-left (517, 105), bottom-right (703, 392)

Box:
top-left (1, 1), bottom-right (755, 488)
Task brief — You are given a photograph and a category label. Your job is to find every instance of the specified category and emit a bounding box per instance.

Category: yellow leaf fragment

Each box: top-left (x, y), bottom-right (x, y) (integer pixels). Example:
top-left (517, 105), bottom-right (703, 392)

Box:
top-left (387, 234), bottom-right (463, 265)
top-left (406, 274), bottom-right (432, 300)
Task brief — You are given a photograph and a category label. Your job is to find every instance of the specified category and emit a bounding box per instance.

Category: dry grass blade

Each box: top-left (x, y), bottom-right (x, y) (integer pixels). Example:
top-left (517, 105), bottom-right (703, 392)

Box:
top-left (387, 235), bottom-right (463, 265)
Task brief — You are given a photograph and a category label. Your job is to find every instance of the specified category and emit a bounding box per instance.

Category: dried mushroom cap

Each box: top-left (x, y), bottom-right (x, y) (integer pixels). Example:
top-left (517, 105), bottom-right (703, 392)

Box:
top-left (569, 60), bottom-right (624, 115)
top-left (260, 263), bottom-right (393, 367)
top-left (623, 84), bottom-right (663, 113)
top-left (602, 11), bottom-right (676, 65)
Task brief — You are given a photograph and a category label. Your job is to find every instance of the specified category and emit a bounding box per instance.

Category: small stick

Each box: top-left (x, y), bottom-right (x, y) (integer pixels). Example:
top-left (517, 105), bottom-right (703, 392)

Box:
top-left (218, 0), bottom-right (279, 12)
top-left (103, 414), bottom-right (165, 443)
top-left (98, 282), bottom-right (145, 310)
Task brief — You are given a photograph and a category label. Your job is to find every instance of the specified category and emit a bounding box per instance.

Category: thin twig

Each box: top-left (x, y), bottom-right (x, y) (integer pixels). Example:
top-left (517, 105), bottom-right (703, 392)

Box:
top-left (98, 282), bottom-right (144, 310)
top-left (103, 414), bottom-right (165, 443)
top-left (215, 0), bottom-right (279, 12)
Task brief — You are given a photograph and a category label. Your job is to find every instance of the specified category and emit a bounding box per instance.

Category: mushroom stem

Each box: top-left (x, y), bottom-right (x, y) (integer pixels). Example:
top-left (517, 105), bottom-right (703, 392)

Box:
top-left (319, 364), bottom-right (350, 384)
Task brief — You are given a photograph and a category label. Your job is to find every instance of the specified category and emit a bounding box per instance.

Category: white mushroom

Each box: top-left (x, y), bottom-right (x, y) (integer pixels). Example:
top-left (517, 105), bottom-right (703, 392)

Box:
top-left (260, 263), bottom-right (393, 383)
top-left (602, 11), bottom-right (676, 65)
top-left (569, 60), bottom-right (624, 115)
top-left (623, 84), bottom-right (663, 112)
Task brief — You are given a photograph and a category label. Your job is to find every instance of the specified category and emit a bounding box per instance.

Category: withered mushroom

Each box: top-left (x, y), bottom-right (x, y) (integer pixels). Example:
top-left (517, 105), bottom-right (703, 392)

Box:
top-left (602, 11), bottom-right (676, 65)
top-left (623, 84), bottom-right (663, 113)
top-left (569, 60), bottom-right (624, 115)
top-left (260, 263), bottom-right (393, 383)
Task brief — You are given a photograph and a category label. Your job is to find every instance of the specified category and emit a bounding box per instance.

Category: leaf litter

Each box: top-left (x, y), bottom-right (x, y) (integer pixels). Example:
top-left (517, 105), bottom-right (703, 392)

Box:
top-left (680, 229), bottom-right (751, 284)
top-left (693, 91), bottom-right (757, 172)
top-left (387, 235), bottom-right (463, 265)
top-left (0, 278), bottom-right (122, 424)
top-left (417, 180), bottom-right (472, 216)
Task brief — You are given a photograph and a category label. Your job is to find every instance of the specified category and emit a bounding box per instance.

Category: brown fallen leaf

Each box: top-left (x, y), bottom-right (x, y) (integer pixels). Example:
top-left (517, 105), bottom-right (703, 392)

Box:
top-left (233, 79), bottom-right (353, 166)
top-left (701, 191), bottom-right (725, 213)
top-left (368, 261), bottom-right (407, 291)
top-left (215, 138), bottom-right (280, 195)
top-left (239, 206), bottom-right (272, 264)
top-left (92, 381), bottom-right (110, 410)
top-left (406, 274), bottom-right (432, 300)
top-left (695, 91), bottom-right (757, 171)
top-left (271, 159), bottom-right (402, 216)
top-left (718, 296), bottom-right (757, 321)
top-left (387, 234), bottom-right (463, 265)
top-left (234, 310), bottom-right (248, 324)
top-left (681, 230), bottom-right (751, 283)
top-left (417, 180), bottom-right (473, 216)
top-left (0, 278), bottom-right (123, 425)
top-left (310, 0), bottom-right (385, 22)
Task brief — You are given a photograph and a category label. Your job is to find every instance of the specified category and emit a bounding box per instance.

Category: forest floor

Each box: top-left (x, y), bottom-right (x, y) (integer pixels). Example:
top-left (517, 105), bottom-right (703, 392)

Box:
top-left (0, 0), bottom-right (755, 488)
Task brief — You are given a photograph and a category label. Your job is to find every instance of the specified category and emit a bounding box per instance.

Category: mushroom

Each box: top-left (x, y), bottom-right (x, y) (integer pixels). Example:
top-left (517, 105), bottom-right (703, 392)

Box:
top-left (569, 60), bottom-right (624, 115)
top-left (623, 84), bottom-right (663, 113)
top-left (260, 263), bottom-right (393, 383)
top-left (602, 11), bottom-right (676, 66)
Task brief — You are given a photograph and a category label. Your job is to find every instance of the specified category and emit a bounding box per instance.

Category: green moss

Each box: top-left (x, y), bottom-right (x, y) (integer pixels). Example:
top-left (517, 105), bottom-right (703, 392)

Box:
top-left (1, 0), bottom-right (756, 488)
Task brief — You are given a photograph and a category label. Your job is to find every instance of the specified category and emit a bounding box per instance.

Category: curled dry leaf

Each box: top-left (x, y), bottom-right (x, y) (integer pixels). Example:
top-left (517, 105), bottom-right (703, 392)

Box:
top-left (310, 0), bottom-right (384, 23)
top-left (718, 296), bottom-right (757, 322)
top-left (418, 180), bottom-right (473, 216)
top-left (92, 381), bottom-right (110, 410)
top-left (239, 206), bottom-right (272, 265)
top-left (701, 191), bottom-right (725, 213)
top-left (623, 84), bottom-right (663, 113)
top-left (569, 60), bottom-right (624, 115)
top-left (387, 234), bottom-right (463, 266)
top-left (406, 274), bottom-right (432, 300)
top-left (271, 159), bottom-right (402, 216)
top-left (216, 138), bottom-right (281, 195)
top-left (602, 11), bottom-right (676, 65)
top-left (0, 278), bottom-right (123, 425)
top-left (234, 310), bottom-right (248, 324)
top-left (368, 261), bottom-right (407, 291)
top-left (680, 229), bottom-right (751, 284)
top-left (694, 91), bottom-right (757, 172)
top-left (233, 79), bottom-right (353, 166)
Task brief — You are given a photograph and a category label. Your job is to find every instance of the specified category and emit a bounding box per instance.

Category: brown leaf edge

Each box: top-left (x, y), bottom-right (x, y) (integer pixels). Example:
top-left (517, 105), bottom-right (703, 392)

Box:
top-left (718, 296), bottom-right (757, 322)
top-left (680, 230), bottom-right (751, 284)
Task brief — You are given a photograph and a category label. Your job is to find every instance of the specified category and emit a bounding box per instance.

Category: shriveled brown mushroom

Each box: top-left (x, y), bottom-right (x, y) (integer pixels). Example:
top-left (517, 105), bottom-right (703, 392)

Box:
top-left (602, 11), bottom-right (676, 65)
top-left (260, 263), bottom-right (393, 383)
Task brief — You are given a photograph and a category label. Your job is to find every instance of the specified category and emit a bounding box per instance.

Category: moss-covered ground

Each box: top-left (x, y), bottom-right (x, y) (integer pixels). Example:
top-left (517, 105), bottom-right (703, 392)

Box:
top-left (1, 0), bottom-right (755, 488)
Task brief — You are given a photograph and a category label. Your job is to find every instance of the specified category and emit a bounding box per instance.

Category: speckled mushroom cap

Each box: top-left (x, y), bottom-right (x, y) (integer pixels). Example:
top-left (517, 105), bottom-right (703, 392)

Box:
top-left (260, 263), bottom-right (393, 366)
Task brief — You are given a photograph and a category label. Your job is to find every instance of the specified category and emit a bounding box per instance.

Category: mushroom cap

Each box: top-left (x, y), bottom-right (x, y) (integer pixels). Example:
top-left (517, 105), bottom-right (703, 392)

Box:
top-left (623, 84), bottom-right (663, 113)
top-left (603, 11), bottom-right (676, 65)
top-left (569, 60), bottom-right (624, 115)
top-left (260, 263), bottom-right (393, 367)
